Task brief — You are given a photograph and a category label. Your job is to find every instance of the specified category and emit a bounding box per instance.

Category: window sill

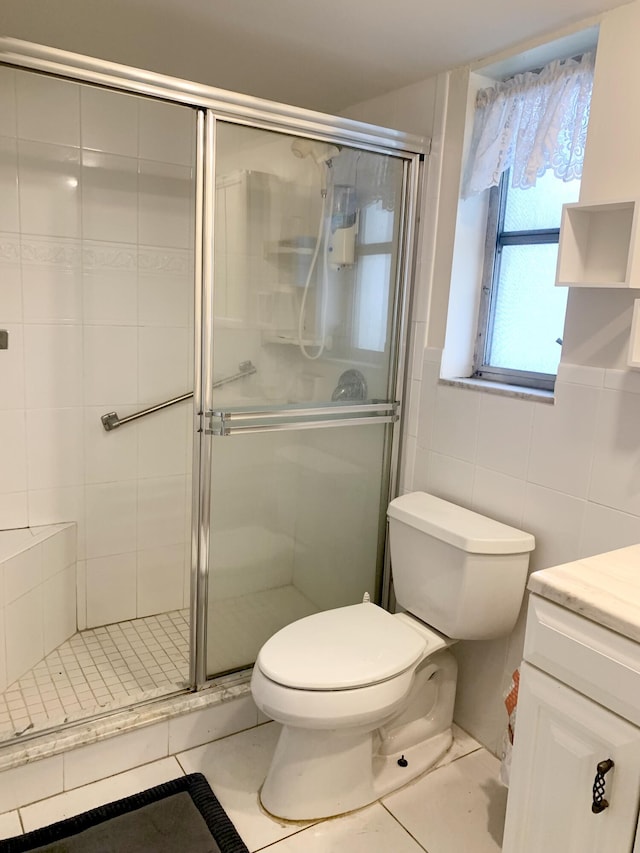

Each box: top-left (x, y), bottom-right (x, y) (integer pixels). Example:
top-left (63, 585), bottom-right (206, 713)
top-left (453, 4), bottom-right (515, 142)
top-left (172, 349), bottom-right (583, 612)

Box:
top-left (439, 376), bottom-right (555, 403)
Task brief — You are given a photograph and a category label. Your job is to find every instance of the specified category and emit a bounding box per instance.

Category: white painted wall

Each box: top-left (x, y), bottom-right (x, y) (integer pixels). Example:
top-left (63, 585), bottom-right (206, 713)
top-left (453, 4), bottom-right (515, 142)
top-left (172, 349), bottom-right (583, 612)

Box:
top-left (345, 1), bottom-right (640, 755)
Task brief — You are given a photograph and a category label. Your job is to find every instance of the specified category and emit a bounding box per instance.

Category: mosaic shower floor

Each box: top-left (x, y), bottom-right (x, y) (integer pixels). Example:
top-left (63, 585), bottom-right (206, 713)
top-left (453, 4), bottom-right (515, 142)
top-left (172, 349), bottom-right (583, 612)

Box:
top-left (0, 610), bottom-right (190, 740)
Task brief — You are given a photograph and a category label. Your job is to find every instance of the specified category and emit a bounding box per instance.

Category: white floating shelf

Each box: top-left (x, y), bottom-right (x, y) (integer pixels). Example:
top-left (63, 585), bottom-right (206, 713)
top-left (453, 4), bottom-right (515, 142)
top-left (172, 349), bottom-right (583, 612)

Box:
top-left (555, 199), bottom-right (640, 288)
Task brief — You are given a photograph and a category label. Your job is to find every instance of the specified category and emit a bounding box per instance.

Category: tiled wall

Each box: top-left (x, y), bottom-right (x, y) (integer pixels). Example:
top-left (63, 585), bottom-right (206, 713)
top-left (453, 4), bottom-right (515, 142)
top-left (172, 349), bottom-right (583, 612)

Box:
top-left (0, 524), bottom-right (77, 690)
top-left (0, 66), bottom-right (196, 627)
top-left (401, 349), bottom-right (640, 753)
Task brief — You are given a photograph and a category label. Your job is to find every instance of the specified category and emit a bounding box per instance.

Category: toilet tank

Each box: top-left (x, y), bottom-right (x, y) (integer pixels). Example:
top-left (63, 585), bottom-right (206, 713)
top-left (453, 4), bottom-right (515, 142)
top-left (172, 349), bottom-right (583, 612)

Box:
top-left (387, 492), bottom-right (535, 640)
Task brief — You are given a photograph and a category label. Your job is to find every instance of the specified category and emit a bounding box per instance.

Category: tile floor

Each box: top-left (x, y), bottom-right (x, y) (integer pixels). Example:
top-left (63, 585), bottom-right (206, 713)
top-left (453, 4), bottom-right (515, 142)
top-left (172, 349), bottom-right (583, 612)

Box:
top-left (0, 721), bottom-right (507, 852)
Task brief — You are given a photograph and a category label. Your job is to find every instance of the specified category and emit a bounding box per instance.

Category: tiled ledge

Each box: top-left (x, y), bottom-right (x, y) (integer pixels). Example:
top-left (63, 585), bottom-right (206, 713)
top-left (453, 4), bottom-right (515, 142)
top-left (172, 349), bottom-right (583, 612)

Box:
top-left (439, 377), bottom-right (554, 404)
top-left (0, 671), bottom-right (253, 773)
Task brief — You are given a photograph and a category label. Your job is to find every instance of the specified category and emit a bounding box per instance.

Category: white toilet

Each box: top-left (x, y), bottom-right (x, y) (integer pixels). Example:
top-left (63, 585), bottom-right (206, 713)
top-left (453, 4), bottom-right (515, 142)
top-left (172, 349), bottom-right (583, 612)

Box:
top-left (250, 491), bottom-right (535, 820)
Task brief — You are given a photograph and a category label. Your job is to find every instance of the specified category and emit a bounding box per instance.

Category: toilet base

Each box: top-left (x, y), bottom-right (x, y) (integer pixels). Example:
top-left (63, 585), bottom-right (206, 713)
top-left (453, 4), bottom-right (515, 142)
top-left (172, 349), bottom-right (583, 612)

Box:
top-left (259, 725), bottom-right (453, 821)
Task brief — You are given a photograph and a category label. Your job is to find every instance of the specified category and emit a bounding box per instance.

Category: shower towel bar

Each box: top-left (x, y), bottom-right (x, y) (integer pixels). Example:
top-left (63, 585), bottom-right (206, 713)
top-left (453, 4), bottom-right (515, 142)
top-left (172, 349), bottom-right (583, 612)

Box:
top-left (100, 360), bottom-right (257, 431)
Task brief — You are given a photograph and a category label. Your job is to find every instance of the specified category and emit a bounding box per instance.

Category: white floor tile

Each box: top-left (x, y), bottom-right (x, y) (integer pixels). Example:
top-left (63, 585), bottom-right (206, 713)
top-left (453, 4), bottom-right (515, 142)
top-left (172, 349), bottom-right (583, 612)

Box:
top-left (0, 810), bottom-right (22, 839)
top-left (176, 722), bottom-right (311, 852)
top-left (257, 803), bottom-right (424, 853)
top-left (383, 749), bottom-right (507, 853)
top-left (20, 756), bottom-right (184, 832)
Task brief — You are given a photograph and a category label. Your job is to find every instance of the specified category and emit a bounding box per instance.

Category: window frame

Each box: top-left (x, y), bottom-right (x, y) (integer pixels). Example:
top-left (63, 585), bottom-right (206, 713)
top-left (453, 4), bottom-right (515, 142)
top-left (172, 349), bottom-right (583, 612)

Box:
top-left (472, 170), bottom-right (563, 392)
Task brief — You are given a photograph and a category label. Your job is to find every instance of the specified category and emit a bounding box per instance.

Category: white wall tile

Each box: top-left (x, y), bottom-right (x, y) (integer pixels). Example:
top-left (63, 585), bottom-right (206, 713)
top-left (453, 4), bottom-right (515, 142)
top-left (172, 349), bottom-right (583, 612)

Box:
top-left (0, 410), bottom-right (27, 494)
top-left (0, 324), bottom-right (25, 410)
top-left (26, 408), bottom-right (84, 490)
top-left (4, 542), bottom-right (42, 604)
top-left (589, 388), bottom-right (640, 515)
top-left (85, 552), bottom-right (136, 628)
top-left (82, 268), bottom-right (137, 326)
top-left (168, 696), bottom-right (258, 754)
top-left (556, 362), bottom-right (605, 387)
top-left (138, 100), bottom-right (194, 166)
top-left (475, 393), bottom-right (534, 479)
top-left (0, 67), bottom-right (17, 138)
top-left (431, 384), bottom-right (480, 462)
top-left (521, 483), bottom-right (586, 573)
top-left (76, 559), bottom-right (87, 630)
top-left (136, 543), bottom-right (184, 617)
top-left (81, 151), bottom-right (138, 243)
top-left (83, 326), bottom-right (138, 406)
top-left (21, 757), bottom-right (182, 832)
top-left (63, 722), bottom-right (168, 789)
top-left (527, 382), bottom-right (601, 498)
top-left (604, 368), bottom-right (640, 394)
top-left (399, 435), bottom-right (416, 493)
top-left (137, 476), bottom-right (187, 550)
top-left (138, 272), bottom-right (191, 327)
top-left (0, 755), bottom-right (63, 814)
top-left (85, 481), bottom-right (137, 559)
top-left (22, 264), bottom-right (83, 325)
top-left (579, 501), bottom-right (640, 559)
top-left (80, 86), bottom-right (138, 157)
top-left (408, 320), bottom-right (427, 382)
top-left (426, 451), bottom-right (474, 507)
top-left (138, 161), bottom-right (193, 249)
top-left (405, 379), bottom-right (421, 438)
top-left (5, 586), bottom-right (44, 684)
top-left (42, 524), bottom-right (76, 581)
top-left (471, 467), bottom-right (526, 529)
top-left (137, 405), bottom-right (189, 479)
top-left (16, 72), bottom-right (80, 147)
top-left (84, 407), bottom-right (138, 484)
top-left (43, 564), bottom-right (76, 655)
top-left (28, 487), bottom-right (85, 541)
top-left (0, 263), bottom-right (22, 323)
top-left (18, 141), bottom-right (81, 238)
top-left (138, 326), bottom-right (189, 404)
top-left (0, 137), bottom-right (19, 233)
top-left (0, 492), bottom-right (28, 530)
top-left (23, 324), bottom-right (83, 409)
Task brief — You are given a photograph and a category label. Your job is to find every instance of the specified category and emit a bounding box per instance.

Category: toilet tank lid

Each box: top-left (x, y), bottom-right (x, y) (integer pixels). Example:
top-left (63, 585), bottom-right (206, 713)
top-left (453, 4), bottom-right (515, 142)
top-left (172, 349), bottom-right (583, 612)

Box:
top-left (388, 492), bottom-right (535, 554)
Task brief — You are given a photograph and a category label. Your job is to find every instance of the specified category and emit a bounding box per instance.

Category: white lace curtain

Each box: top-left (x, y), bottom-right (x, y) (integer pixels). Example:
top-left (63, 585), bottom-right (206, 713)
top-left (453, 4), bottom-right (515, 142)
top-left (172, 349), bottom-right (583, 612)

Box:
top-left (461, 51), bottom-right (595, 198)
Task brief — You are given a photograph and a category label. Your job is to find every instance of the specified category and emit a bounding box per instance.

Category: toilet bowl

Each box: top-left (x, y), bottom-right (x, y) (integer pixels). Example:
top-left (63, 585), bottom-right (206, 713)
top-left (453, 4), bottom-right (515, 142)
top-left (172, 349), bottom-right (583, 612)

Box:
top-left (251, 603), bottom-right (458, 820)
top-left (251, 492), bottom-right (535, 821)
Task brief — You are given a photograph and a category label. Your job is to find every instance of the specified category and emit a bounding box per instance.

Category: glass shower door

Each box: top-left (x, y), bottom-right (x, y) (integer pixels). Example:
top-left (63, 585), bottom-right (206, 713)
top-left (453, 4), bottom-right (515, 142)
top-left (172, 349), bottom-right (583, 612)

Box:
top-left (201, 120), bottom-right (413, 678)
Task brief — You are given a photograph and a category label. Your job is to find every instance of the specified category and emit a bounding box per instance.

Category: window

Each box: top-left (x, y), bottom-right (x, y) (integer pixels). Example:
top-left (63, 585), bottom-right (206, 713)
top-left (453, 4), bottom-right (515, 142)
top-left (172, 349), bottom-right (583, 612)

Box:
top-left (473, 169), bottom-right (581, 390)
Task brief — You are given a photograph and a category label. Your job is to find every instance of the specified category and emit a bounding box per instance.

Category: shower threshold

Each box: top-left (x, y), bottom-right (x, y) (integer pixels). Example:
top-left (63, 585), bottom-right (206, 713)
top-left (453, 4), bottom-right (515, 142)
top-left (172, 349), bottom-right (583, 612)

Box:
top-left (0, 610), bottom-right (190, 743)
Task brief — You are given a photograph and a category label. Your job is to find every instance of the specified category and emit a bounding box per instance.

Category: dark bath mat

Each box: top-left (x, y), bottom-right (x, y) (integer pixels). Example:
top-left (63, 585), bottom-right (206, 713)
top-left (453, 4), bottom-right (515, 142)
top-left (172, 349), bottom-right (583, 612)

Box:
top-left (0, 773), bottom-right (249, 853)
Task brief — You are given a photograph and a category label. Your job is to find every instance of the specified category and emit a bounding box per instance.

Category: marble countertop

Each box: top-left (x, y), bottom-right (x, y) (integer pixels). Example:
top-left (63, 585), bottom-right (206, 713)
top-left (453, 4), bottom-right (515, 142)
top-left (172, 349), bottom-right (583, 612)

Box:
top-left (528, 543), bottom-right (640, 643)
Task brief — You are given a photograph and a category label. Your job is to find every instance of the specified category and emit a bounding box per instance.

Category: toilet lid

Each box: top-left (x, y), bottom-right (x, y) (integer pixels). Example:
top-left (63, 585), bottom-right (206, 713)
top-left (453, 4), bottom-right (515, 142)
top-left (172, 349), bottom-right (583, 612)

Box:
top-left (257, 603), bottom-right (426, 690)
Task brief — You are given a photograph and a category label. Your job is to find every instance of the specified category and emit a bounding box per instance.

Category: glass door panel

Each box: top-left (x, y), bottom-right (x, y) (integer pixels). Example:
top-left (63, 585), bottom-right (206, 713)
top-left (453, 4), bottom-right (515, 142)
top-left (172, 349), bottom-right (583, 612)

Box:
top-left (205, 121), bottom-right (409, 678)
top-left (206, 422), bottom-right (391, 677)
top-left (211, 122), bottom-right (406, 408)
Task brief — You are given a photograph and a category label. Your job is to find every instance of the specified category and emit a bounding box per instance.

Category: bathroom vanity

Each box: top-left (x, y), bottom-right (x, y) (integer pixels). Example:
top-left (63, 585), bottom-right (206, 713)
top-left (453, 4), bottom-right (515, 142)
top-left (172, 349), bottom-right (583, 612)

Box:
top-left (502, 544), bottom-right (640, 853)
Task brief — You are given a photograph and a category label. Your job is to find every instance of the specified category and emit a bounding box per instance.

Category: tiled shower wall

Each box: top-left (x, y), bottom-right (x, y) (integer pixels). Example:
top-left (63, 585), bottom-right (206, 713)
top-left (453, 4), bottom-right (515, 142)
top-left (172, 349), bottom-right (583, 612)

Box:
top-left (0, 67), bottom-right (196, 628)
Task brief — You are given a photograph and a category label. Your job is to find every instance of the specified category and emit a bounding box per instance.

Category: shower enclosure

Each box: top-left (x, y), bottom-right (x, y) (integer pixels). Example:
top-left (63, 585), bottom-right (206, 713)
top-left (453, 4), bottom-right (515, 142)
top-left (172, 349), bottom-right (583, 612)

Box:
top-left (0, 39), bottom-right (424, 740)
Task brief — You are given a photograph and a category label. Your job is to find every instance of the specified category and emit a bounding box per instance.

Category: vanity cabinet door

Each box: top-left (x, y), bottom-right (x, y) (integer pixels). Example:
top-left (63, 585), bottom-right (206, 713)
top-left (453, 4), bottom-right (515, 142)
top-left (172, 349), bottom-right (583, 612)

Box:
top-left (503, 663), bottom-right (640, 853)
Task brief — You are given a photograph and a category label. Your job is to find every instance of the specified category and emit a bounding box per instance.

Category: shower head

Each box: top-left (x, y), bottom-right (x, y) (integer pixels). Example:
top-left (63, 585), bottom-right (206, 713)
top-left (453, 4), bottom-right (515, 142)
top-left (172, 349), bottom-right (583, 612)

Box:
top-left (292, 139), bottom-right (341, 195)
top-left (291, 139), bottom-right (340, 165)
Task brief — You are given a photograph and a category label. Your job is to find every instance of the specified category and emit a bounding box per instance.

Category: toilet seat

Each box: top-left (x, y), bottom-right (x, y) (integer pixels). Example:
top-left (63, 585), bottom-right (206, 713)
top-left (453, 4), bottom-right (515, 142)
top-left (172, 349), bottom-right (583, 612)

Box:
top-left (256, 602), bottom-right (426, 690)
